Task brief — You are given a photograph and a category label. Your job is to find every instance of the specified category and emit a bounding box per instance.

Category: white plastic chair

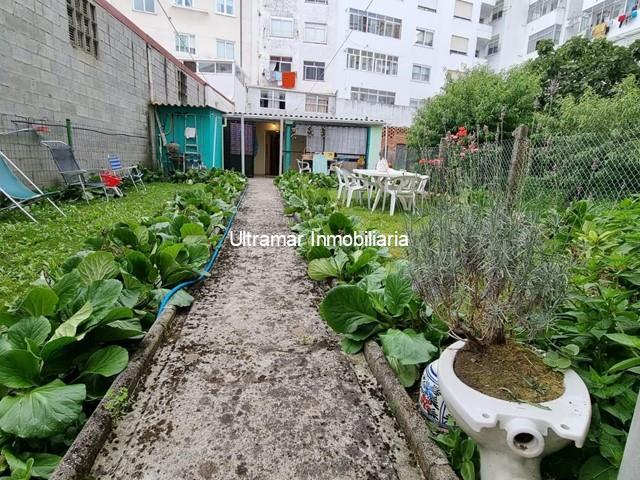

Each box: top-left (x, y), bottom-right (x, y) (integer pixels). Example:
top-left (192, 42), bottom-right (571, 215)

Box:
top-left (386, 175), bottom-right (418, 216)
top-left (297, 158), bottom-right (311, 173)
top-left (415, 174), bottom-right (430, 210)
top-left (335, 167), bottom-right (347, 202)
top-left (342, 169), bottom-right (366, 207)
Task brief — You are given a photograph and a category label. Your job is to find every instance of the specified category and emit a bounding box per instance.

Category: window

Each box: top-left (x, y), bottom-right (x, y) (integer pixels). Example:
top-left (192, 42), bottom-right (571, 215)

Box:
top-left (305, 94), bottom-right (329, 113)
top-left (450, 35), bottom-right (468, 55)
top-left (269, 56), bottom-right (292, 73)
top-left (306, 0), bottom-right (328, 3)
top-left (216, 0), bottom-right (234, 15)
top-left (133, 0), bottom-right (155, 13)
top-left (454, 0), bottom-right (473, 20)
top-left (177, 71), bottom-right (187, 105)
top-left (198, 61), bottom-right (233, 74)
top-left (415, 28), bottom-right (434, 47)
top-left (580, 0), bottom-right (625, 33)
top-left (412, 64), bottom-right (431, 82)
top-left (67, 0), bottom-right (98, 57)
top-left (417, 0), bottom-right (437, 13)
top-left (174, 0), bottom-right (192, 6)
top-left (492, 0), bottom-right (504, 21)
top-left (216, 39), bottom-right (234, 59)
top-left (260, 90), bottom-right (286, 109)
top-left (346, 48), bottom-right (398, 75)
top-left (303, 61), bottom-right (325, 81)
top-left (447, 70), bottom-right (463, 82)
top-left (175, 33), bottom-right (196, 54)
top-left (527, 0), bottom-right (561, 23)
top-left (409, 98), bottom-right (425, 108)
top-left (487, 36), bottom-right (499, 55)
top-left (527, 24), bottom-right (562, 53)
top-left (350, 87), bottom-right (395, 105)
top-left (271, 17), bottom-right (295, 38)
top-left (348, 9), bottom-right (402, 39)
top-left (304, 22), bottom-right (327, 43)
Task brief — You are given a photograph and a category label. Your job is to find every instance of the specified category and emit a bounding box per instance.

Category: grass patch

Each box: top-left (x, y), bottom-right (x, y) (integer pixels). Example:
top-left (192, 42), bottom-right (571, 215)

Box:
top-left (0, 183), bottom-right (198, 301)
top-left (339, 201), bottom-right (417, 259)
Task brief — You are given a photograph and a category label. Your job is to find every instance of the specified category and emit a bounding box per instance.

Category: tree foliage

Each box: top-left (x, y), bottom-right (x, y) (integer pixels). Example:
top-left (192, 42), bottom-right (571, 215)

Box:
top-left (407, 67), bottom-right (541, 147)
top-left (528, 37), bottom-right (640, 107)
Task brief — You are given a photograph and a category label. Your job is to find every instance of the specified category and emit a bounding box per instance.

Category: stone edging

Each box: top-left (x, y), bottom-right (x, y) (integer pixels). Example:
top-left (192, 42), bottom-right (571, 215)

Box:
top-left (51, 305), bottom-right (178, 480)
top-left (363, 341), bottom-right (459, 480)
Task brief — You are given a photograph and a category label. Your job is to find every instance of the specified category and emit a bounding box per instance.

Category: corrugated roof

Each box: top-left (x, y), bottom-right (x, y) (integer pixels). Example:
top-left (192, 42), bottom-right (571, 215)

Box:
top-left (223, 112), bottom-right (385, 125)
top-left (151, 102), bottom-right (220, 109)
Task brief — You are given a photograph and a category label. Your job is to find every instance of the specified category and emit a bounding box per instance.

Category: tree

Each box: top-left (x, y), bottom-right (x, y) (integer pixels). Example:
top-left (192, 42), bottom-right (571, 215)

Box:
top-left (407, 67), bottom-right (541, 147)
top-left (528, 37), bottom-right (640, 108)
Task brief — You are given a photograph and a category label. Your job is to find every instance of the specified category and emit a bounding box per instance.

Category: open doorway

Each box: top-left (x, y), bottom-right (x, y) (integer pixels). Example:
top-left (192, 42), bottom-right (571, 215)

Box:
top-left (266, 130), bottom-right (280, 176)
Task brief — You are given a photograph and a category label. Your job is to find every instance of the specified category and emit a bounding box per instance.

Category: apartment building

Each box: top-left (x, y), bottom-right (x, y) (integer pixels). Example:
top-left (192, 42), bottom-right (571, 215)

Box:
top-left (487, 0), bottom-right (640, 70)
top-left (107, 0), bottom-right (244, 101)
top-left (242, 0), bottom-right (494, 125)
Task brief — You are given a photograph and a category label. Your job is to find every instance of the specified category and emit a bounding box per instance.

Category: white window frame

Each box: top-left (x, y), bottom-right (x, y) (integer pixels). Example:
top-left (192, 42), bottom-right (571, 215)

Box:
top-left (305, 94), bottom-right (329, 113)
top-left (487, 36), bottom-right (500, 55)
top-left (417, 0), bottom-right (437, 13)
top-left (270, 17), bottom-right (295, 38)
top-left (346, 48), bottom-right (398, 76)
top-left (350, 87), bottom-right (396, 105)
top-left (304, 22), bottom-right (327, 44)
top-left (175, 33), bottom-right (196, 54)
top-left (216, 0), bottom-right (234, 15)
top-left (216, 39), bottom-right (235, 60)
top-left (260, 89), bottom-right (286, 110)
top-left (269, 56), bottom-right (292, 73)
top-left (197, 61), bottom-right (233, 74)
top-left (412, 64), bottom-right (431, 83)
top-left (348, 8), bottom-right (402, 39)
top-left (305, 0), bottom-right (328, 3)
top-left (454, 0), bottom-right (473, 20)
top-left (174, 0), bottom-right (192, 7)
top-left (303, 61), bottom-right (325, 81)
top-left (409, 98), bottom-right (425, 108)
top-left (450, 35), bottom-right (469, 55)
top-left (415, 28), bottom-right (434, 47)
top-left (133, 0), bottom-right (155, 13)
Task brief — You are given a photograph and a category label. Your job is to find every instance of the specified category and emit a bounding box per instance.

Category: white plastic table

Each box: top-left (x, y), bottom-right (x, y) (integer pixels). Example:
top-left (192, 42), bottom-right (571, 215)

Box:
top-left (352, 169), bottom-right (418, 211)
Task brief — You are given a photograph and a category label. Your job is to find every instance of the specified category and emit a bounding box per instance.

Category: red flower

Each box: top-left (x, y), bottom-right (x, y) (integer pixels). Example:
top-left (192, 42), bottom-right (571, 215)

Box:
top-left (456, 126), bottom-right (468, 138)
top-left (419, 158), bottom-right (427, 165)
top-left (427, 158), bottom-right (443, 166)
top-left (33, 125), bottom-right (49, 134)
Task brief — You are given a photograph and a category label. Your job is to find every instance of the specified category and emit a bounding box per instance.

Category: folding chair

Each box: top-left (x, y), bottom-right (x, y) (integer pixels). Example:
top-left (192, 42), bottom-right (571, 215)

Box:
top-left (107, 154), bottom-right (146, 192)
top-left (0, 150), bottom-right (65, 223)
top-left (41, 141), bottom-right (109, 201)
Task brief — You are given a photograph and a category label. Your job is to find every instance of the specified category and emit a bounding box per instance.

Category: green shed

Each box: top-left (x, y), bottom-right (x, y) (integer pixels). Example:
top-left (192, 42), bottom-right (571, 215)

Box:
top-left (154, 104), bottom-right (224, 171)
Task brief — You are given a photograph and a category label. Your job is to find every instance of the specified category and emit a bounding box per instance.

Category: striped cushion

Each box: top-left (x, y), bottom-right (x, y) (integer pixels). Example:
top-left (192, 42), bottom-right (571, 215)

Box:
top-left (108, 154), bottom-right (122, 171)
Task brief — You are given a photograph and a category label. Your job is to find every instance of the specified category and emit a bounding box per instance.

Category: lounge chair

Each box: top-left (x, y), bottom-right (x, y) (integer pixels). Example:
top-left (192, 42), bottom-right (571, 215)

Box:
top-left (0, 150), bottom-right (65, 223)
top-left (107, 154), bottom-right (146, 192)
top-left (41, 141), bottom-right (109, 201)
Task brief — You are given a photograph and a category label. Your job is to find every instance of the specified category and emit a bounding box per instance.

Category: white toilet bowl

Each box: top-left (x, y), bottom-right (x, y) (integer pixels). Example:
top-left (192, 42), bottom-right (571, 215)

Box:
top-left (438, 341), bottom-right (591, 480)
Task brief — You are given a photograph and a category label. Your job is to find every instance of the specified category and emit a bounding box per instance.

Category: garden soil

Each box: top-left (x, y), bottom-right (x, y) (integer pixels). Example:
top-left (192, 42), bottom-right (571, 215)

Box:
top-left (90, 178), bottom-right (422, 480)
top-left (455, 341), bottom-right (565, 403)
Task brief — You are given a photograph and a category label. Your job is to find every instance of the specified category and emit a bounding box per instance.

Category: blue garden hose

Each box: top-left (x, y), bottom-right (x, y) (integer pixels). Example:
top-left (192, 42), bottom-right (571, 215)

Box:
top-left (157, 186), bottom-right (247, 316)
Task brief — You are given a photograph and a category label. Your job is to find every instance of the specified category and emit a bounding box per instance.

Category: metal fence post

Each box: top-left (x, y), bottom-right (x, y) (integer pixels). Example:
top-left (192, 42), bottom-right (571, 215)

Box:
top-left (619, 393), bottom-right (640, 479)
top-left (506, 124), bottom-right (530, 208)
top-left (65, 118), bottom-right (73, 149)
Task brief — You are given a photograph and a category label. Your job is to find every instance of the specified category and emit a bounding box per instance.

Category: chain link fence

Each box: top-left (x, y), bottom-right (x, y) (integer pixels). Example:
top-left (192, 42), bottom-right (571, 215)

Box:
top-left (0, 114), bottom-right (151, 187)
top-left (405, 127), bottom-right (640, 208)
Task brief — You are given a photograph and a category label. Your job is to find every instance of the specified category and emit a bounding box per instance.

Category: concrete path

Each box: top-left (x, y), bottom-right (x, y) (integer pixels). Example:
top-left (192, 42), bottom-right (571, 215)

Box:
top-left (91, 178), bottom-right (422, 480)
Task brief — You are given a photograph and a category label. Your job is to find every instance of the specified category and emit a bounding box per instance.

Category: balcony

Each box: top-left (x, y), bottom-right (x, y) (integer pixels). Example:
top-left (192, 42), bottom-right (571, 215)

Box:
top-left (476, 22), bottom-right (494, 39)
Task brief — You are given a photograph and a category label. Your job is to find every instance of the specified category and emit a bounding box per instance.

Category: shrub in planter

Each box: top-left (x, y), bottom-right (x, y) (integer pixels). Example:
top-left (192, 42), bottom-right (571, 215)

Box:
top-left (407, 198), bottom-right (592, 480)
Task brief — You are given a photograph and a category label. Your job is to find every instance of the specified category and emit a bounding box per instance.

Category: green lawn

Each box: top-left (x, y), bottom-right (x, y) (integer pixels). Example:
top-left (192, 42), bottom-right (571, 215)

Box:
top-left (338, 198), bottom-right (419, 258)
top-left (0, 183), bottom-right (197, 301)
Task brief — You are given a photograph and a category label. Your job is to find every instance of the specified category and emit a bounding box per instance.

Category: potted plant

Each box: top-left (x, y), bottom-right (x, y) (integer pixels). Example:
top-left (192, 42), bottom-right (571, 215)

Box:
top-left (407, 198), bottom-right (592, 480)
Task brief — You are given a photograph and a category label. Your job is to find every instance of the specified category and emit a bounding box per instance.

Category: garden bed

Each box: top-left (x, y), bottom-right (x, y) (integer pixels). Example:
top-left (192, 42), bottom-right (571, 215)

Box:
top-left (0, 170), bottom-right (246, 479)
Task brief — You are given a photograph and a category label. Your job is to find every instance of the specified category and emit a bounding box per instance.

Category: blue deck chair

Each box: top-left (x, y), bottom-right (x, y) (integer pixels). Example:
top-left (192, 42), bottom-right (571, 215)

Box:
top-left (41, 141), bottom-right (109, 202)
top-left (0, 150), bottom-right (65, 223)
top-left (107, 154), bottom-right (146, 192)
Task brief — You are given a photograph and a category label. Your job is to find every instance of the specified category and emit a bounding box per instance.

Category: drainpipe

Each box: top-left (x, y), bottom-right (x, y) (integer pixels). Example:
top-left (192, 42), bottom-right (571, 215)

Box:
top-left (279, 118), bottom-right (284, 175)
top-left (240, 113), bottom-right (246, 175)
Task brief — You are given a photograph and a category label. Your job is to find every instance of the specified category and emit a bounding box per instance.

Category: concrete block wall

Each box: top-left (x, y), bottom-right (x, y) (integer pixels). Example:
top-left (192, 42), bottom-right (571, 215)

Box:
top-left (0, 0), bottom-right (209, 186)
